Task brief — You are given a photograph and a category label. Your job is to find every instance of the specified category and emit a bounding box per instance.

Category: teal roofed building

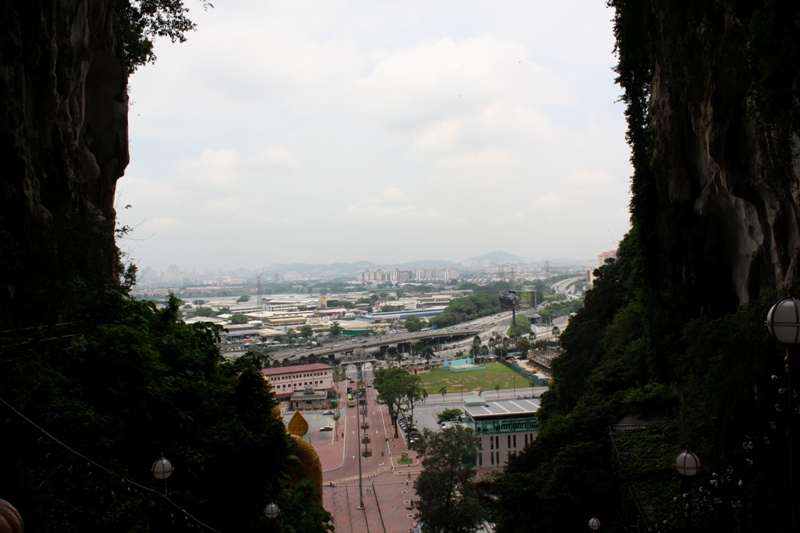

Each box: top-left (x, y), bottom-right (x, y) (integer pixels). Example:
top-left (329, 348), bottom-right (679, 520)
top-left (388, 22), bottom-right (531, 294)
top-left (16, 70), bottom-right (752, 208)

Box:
top-left (463, 398), bottom-right (539, 469)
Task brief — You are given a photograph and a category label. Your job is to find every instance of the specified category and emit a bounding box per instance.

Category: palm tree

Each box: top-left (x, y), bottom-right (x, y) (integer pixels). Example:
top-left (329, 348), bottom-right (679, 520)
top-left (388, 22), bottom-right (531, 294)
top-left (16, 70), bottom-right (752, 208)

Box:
top-left (328, 321), bottom-right (343, 338)
top-left (439, 386), bottom-right (447, 402)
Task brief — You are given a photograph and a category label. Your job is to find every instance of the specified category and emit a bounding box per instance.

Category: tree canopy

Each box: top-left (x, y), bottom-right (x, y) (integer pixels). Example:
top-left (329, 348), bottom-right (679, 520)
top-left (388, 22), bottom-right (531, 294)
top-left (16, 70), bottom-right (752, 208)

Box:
top-left (428, 293), bottom-right (501, 328)
top-left (0, 292), bottom-right (332, 531)
top-left (405, 315), bottom-right (426, 332)
top-left (229, 313), bottom-right (249, 324)
top-left (411, 426), bottom-right (484, 533)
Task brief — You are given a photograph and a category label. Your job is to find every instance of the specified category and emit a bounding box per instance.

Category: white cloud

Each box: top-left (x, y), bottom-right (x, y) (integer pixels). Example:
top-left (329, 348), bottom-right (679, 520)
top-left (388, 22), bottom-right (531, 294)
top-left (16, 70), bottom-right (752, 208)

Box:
top-left (413, 120), bottom-right (461, 153)
top-left (255, 146), bottom-right (299, 167)
top-left (117, 0), bottom-right (633, 269)
top-left (340, 187), bottom-right (441, 222)
top-left (355, 36), bottom-right (574, 132)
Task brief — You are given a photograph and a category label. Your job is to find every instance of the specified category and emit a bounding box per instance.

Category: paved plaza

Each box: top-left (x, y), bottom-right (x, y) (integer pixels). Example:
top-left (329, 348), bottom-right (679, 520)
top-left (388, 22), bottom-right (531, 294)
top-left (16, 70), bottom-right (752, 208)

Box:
top-left (296, 382), bottom-right (548, 532)
top-left (305, 384), bottom-right (422, 533)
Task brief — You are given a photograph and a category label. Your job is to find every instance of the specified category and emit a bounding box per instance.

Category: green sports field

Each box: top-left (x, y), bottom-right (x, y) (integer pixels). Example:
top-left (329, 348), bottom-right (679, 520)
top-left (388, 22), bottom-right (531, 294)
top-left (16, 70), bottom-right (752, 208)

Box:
top-left (418, 362), bottom-right (538, 397)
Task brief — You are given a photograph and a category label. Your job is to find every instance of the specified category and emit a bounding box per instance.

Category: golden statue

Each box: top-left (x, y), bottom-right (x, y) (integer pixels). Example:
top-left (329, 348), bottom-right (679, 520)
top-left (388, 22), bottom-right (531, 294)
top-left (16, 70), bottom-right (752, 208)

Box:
top-left (265, 377), bottom-right (323, 504)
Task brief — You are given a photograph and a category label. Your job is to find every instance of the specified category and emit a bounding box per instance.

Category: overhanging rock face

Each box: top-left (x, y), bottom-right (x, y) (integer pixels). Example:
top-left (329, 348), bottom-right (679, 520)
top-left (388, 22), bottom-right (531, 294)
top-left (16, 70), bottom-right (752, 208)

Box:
top-left (0, 0), bottom-right (129, 320)
top-left (641, 5), bottom-right (800, 313)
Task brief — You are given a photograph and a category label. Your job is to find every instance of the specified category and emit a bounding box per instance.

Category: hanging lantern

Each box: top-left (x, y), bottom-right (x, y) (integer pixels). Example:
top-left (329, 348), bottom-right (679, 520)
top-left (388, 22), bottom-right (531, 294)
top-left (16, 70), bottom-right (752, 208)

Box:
top-left (588, 516), bottom-right (601, 531)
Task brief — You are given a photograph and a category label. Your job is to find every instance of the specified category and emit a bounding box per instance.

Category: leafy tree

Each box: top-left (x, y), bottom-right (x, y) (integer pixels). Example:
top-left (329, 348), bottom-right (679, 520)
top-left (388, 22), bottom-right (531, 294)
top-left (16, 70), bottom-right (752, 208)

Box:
top-left (508, 315), bottom-right (531, 337)
top-left (514, 337), bottom-right (531, 357)
top-left (440, 386), bottom-right (447, 402)
top-left (400, 373), bottom-right (425, 425)
top-left (429, 293), bottom-right (502, 328)
top-left (192, 299), bottom-right (206, 305)
top-left (494, 384), bottom-right (501, 398)
top-left (230, 313), bottom-right (249, 324)
top-left (328, 321), bottom-right (343, 338)
top-left (297, 305), bottom-right (308, 311)
top-left (192, 307), bottom-right (218, 317)
top-left (120, 0), bottom-right (211, 73)
top-left (439, 408), bottom-right (462, 421)
top-left (237, 295), bottom-right (251, 303)
top-left (299, 325), bottom-right (314, 340)
top-left (373, 367), bottom-right (413, 438)
top-left (411, 426), bottom-right (484, 533)
top-left (405, 315), bottom-right (426, 332)
top-left (468, 336), bottom-right (482, 357)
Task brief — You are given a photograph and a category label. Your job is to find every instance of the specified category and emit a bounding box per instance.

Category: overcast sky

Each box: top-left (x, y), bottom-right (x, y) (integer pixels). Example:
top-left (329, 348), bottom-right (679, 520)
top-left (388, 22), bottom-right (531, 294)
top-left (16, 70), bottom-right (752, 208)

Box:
top-left (116, 0), bottom-right (631, 271)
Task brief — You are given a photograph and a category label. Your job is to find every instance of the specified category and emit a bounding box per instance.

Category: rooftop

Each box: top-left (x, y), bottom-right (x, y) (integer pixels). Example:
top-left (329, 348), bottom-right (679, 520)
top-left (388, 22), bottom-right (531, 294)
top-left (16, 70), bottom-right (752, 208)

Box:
top-left (261, 363), bottom-right (333, 376)
top-left (464, 398), bottom-right (539, 420)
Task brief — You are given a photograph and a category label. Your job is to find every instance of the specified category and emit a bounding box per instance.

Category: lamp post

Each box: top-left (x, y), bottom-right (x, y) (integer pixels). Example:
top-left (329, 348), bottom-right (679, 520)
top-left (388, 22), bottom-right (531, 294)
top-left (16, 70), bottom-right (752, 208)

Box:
top-left (513, 376), bottom-right (517, 398)
top-left (460, 379), bottom-right (463, 402)
top-left (765, 296), bottom-right (799, 533)
top-left (356, 362), bottom-right (365, 510)
top-left (151, 454), bottom-right (173, 495)
top-left (588, 516), bottom-right (601, 531)
top-left (676, 449), bottom-right (701, 531)
top-left (766, 296), bottom-right (800, 375)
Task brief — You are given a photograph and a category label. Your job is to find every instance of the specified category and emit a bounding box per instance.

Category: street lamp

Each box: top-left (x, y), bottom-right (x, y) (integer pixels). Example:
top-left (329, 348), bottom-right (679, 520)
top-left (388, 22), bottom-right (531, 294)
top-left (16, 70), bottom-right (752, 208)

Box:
top-left (588, 516), bottom-right (601, 531)
top-left (264, 502), bottom-right (280, 519)
top-left (151, 454), bottom-right (173, 495)
top-left (765, 296), bottom-right (799, 533)
top-left (766, 296), bottom-right (800, 374)
top-left (513, 376), bottom-right (516, 398)
top-left (675, 450), bottom-right (701, 477)
top-left (676, 449), bottom-right (701, 530)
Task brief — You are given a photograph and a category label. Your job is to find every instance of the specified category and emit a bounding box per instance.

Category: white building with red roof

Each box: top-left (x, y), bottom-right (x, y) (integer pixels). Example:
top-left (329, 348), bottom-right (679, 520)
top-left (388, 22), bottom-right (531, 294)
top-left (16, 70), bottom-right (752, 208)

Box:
top-left (261, 363), bottom-right (334, 402)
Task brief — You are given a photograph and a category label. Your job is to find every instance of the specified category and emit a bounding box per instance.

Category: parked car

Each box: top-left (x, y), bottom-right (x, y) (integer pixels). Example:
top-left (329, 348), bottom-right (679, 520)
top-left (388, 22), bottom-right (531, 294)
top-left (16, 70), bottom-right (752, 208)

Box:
top-left (320, 425), bottom-right (334, 431)
top-left (323, 410), bottom-right (334, 415)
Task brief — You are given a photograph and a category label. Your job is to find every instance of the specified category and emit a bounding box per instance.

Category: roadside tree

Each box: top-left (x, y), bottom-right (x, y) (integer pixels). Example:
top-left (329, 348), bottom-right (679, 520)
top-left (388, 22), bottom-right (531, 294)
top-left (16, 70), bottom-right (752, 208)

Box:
top-left (411, 426), bottom-right (484, 533)
top-left (400, 373), bottom-right (425, 425)
top-left (405, 315), bottom-right (426, 332)
top-left (328, 321), bottom-right (343, 338)
top-left (373, 367), bottom-right (408, 437)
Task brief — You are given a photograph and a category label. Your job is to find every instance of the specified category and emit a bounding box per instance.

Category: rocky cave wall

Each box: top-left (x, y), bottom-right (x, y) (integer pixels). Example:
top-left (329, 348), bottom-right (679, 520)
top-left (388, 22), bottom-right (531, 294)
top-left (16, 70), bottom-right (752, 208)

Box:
top-left (642, 1), bottom-right (800, 313)
top-left (0, 0), bottom-right (129, 324)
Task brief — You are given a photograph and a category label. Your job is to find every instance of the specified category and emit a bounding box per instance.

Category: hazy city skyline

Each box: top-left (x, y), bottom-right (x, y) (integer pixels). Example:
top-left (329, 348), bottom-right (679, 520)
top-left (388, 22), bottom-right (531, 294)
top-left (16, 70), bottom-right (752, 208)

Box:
top-left (117, 0), bottom-right (631, 272)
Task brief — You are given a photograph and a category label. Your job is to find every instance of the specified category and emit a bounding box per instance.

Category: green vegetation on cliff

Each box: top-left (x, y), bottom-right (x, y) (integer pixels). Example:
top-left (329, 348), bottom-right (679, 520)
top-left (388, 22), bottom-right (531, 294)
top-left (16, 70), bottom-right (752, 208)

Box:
top-left (0, 284), bottom-right (331, 531)
top-left (492, 2), bottom-right (800, 532)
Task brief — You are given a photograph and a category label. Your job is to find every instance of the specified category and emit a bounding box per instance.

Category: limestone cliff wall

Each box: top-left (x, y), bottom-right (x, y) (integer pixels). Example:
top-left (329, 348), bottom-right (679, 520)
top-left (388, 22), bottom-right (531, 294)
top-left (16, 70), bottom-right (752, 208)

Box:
top-left (625, 1), bottom-right (800, 312)
top-left (0, 0), bottom-right (128, 323)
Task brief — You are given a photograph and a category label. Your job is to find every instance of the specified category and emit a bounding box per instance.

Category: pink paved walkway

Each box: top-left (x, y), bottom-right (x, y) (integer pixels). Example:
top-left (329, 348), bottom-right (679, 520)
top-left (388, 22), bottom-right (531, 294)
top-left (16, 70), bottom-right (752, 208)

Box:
top-left (311, 388), bottom-right (422, 533)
